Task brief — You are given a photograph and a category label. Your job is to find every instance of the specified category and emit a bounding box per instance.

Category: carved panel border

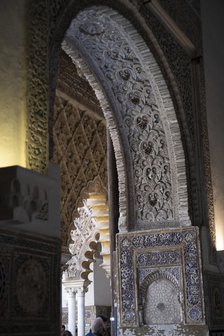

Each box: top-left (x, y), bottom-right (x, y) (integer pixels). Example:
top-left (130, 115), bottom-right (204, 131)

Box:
top-left (117, 227), bottom-right (205, 327)
top-left (26, 1), bottom-right (49, 173)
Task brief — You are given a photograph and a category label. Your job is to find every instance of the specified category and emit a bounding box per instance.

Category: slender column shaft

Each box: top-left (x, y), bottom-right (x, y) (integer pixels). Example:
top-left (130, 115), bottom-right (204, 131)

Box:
top-left (67, 289), bottom-right (76, 336)
top-left (77, 288), bottom-right (85, 336)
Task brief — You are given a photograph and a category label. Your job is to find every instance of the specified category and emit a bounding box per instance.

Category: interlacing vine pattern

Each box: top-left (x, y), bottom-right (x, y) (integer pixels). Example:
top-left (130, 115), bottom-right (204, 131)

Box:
top-left (64, 7), bottom-right (182, 227)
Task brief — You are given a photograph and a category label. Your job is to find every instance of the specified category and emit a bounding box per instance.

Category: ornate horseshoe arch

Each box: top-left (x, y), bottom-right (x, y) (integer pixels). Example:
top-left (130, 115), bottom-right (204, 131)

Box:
top-left (62, 6), bottom-right (190, 231)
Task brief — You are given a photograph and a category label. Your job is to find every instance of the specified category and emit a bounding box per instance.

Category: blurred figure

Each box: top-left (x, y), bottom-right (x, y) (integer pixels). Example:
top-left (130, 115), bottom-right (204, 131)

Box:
top-left (85, 327), bottom-right (93, 336)
top-left (63, 331), bottom-right (73, 336)
top-left (92, 317), bottom-right (105, 336)
top-left (61, 325), bottom-right (66, 335)
top-left (96, 315), bottom-right (110, 336)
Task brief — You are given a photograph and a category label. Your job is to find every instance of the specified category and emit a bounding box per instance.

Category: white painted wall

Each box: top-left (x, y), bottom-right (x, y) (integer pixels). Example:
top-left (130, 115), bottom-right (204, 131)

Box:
top-left (85, 275), bottom-right (95, 306)
top-left (93, 258), bottom-right (112, 306)
top-left (201, 0), bottom-right (224, 250)
top-left (62, 284), bottom-right (68, 308)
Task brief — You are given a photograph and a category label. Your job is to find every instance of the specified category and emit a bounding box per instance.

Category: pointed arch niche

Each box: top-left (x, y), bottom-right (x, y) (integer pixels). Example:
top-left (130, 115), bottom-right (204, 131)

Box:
top-left (62, 6), bottom-right (191, 232)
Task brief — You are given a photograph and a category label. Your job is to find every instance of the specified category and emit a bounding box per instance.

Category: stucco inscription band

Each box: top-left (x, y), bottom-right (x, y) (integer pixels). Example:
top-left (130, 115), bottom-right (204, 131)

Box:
top-left (118, 227), bottom-right (204, 327)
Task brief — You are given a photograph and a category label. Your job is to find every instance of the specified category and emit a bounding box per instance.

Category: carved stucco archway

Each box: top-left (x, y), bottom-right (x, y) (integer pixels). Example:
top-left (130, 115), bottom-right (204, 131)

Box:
top-left (66, 185), bottom-right (111, 287)
top-left (62, 6), bottom-right (190, 231)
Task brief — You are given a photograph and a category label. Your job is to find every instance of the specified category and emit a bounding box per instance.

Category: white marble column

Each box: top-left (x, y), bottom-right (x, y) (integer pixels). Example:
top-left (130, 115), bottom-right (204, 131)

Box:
top-left (77, 288), bottom-right (85, 336)
top-left (66, 288), bottom-right (77, 336)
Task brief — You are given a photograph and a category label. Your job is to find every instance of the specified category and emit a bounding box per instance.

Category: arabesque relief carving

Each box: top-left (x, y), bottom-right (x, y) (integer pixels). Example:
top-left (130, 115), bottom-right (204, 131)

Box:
top-left (53, 93), bottom-right (107, 247)
top-left (66, 201), bottom-right (100, 283)
top-left (27, 0), bottom-right (212, 240)
top-left (26, 1), bottom-right (49, 173)
top-left (64, 7), bottom-right (189, 227)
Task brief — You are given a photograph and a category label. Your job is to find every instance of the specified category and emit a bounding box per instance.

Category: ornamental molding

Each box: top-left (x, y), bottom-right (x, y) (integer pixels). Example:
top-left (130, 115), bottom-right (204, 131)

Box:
top-left (63, 6), bottom-right (190, 231)
top-left (66, 190), bottom-right (111, 285)
top-left (117, 227), bottom-right (205, 326)
top-left (66, 201), bottom-right (100, 284)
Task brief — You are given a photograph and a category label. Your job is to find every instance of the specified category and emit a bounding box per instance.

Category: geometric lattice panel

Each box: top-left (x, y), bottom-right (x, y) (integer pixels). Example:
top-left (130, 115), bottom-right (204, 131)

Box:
top-left (53, 94), bottom-right (107, 247)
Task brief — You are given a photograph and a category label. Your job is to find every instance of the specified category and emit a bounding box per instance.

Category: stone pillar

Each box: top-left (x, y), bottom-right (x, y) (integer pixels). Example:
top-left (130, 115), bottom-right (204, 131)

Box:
top-left (66, 288), bottom-right (77, 336)
top-left (77, 288), bottom-right (85, 336)
top-left (0, 166), bottom-right (61, 336)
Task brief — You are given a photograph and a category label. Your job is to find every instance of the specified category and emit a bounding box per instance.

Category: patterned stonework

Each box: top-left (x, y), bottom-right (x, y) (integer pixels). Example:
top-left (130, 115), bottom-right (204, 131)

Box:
top-left (0, 229), bottom-right (60, 335)
top-left (66, 201), bottom-right (100, 281)
top-left (138, 0), bottom-right (215, 247)
top-left (56, 51), bottom-right (102, 116)
top-left (26, 1), bottom-right (49, 173)
top-left (204, 272), bottom-right (224, 330)
top-left (15, 258), bottom-right (47, 315)
top-left (0, 166), bottom-right (51, 224)
top-left (117, 227), bottom-right (205, 327)
top-left (53, 93), bottom-right (107, 246)
top-left (143, 277), bottom-right (181, 324)
top-left (0, 257), bottom-right (9, 319)
top-left (26, 0), bottom-right (213, 245)
top-left (63, 6), bottom-right (190, 229)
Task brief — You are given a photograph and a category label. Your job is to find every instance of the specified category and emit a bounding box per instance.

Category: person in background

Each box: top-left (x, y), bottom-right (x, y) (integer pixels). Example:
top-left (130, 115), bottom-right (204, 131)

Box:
top-left (96, 315), bottom-right (110, 336)
top-left (61, 325), bottom-right (66, 335)
top-left (91, 317), bottom-right (105, 336)
top-left (63, 330), bottom-right (73, 336)
top-left (85, 327), bottom-right (93, 336)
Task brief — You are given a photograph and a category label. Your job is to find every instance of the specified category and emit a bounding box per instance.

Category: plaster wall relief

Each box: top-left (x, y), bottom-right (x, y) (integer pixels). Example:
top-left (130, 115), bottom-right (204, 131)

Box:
top-left (66, 191), bottom-right (110, 283)
top-left (25, 0), bottom-right (212, 240)
top-left (26, 0), bottom-right (49, 173)
top-left (53, 92), bottom-right (107, 247)
top-left (117, 228), bottom-right (205, 328)
top-left (204, 272), bottom-right (224, 330)
top-left (0, 229), bottom-right (60, 336)
top-left (143, 277), bottom-right (181, 324)
top-left (138, 0), bottom-right (215, 243)
top-left (63, 6), bottom-right (190, 231)
top-left (139, 266), bottom-right (182, 325)
top-left (66, 200), bottom-right (101, 284)
top-left (0, 166), bottom-right (60, 238)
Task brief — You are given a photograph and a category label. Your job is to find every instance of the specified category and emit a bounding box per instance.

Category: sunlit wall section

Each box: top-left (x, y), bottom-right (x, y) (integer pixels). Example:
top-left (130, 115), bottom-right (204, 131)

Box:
top-left (215, 218), bottom-right (224, 251)
top-left (0, 0), bottom-right (26, 168)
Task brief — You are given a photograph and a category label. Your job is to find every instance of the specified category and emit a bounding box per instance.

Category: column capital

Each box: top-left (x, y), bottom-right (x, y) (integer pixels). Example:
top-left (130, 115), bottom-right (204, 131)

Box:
top-left (64, 287), bottom-right (77, 298)
top-left (76, 287), bottom-right (86, 296)
top-left (63, 278), bottom-right (87, 295)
